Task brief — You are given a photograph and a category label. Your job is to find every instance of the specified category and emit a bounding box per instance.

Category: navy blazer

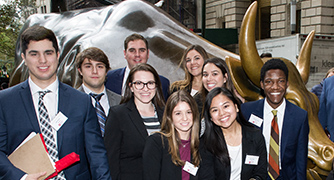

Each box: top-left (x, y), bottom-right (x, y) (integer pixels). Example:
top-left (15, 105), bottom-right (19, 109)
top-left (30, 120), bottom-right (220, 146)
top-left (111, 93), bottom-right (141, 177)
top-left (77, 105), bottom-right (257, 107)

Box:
top-left (0, 80), bottom-right (111, 180)
top-left (104, 98), bottom-right (164, 180)
top-left (319, 76), bottom-right (334, 141)
top-left (105, 67), bottom-right (170, 101)
top-left (241, 99), bottom-right (309, 180)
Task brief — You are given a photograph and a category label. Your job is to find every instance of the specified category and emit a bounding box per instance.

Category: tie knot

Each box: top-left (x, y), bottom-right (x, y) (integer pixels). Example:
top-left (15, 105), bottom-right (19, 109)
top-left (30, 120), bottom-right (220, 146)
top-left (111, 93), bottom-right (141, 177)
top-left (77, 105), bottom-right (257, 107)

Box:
top-left (90, 93), bottom-right (104, 101)
top-left (272, 110), bottom-right (277, 116)
top-left (38, 90), bottom-right (51, 99)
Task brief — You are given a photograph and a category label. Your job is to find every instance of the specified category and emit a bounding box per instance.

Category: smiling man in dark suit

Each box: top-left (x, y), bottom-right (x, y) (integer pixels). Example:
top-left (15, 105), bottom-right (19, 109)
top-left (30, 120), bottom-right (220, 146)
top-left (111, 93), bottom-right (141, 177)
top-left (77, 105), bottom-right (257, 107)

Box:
top-left (105, 33), bottom-right (170, 101)
top-left (241, 59), bottom-right (309, 180)
top-left (0, 26), bottom-right (111, 180)
top-left (76, 47), bottom-right (121, 136)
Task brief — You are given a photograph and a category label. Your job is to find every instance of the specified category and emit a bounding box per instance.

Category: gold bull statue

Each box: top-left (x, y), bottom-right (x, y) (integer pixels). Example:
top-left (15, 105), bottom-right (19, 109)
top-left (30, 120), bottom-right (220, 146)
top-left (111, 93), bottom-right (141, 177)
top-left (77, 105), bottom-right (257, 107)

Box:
top-left (226, 2), bottom-right (334, 179)
top-left (10, 0), bottom-right (333, 179)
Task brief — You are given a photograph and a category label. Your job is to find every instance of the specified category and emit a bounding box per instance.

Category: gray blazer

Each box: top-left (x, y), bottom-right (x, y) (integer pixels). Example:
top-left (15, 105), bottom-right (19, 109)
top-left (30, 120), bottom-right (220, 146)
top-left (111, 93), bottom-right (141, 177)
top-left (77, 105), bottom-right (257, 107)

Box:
top-left (77, 85), bottom-right (121, 116)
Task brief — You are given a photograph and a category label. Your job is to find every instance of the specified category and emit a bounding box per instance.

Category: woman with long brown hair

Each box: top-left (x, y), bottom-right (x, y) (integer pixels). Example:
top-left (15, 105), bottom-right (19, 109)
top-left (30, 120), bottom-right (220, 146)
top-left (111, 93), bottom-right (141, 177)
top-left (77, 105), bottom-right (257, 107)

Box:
top-left (170, 45), bottom-right (209, 96)
top-left (143, 90), bottom-right (206, 180)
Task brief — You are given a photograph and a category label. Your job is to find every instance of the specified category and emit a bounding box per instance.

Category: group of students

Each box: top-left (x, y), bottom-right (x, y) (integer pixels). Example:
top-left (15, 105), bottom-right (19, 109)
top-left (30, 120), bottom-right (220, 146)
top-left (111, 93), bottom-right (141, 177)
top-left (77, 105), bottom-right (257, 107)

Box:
top-left (103, 34), bottom-right (308, 180)
top-left (0, 25), bottom-right (309, 180)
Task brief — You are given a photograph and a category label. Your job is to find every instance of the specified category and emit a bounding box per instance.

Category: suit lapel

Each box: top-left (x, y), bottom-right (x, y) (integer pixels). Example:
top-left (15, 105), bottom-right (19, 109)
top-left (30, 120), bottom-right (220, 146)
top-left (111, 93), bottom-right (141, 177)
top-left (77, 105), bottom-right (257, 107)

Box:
top-left (241, 126), bottom-right (254, 176)
top-left (19, 80), bottom-right (40, 132)
top-left (113, 68), bottom-right (126, 95)
top-left (280, 101), bottom-right (293, 162)
top-left (106, 89), bottom-right (116, 107)
top-left (251, 99), bottom-right (265, 130)
top-left (126, 98), bottom-right (148, 140)
top-left (57, 82), bottom-right (70, 151)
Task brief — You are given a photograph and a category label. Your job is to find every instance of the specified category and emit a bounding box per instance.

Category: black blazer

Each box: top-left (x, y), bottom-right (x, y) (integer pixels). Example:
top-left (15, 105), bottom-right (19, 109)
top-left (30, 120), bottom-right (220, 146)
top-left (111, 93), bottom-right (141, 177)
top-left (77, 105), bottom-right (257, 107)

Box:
top-left (240, 125), bottom-right (267, 180)
top-left (200, 125), bottom-right (267, 180)
top-left (143, 133), bottom-right (200, 180)
top-left (104, 98), bottom-right (163, 180)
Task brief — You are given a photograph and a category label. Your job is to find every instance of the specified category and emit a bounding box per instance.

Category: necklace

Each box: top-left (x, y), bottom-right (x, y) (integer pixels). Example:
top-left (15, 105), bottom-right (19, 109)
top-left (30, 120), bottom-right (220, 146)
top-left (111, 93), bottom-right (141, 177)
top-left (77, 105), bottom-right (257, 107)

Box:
top-left (180, 140), bottom-right (190, 148)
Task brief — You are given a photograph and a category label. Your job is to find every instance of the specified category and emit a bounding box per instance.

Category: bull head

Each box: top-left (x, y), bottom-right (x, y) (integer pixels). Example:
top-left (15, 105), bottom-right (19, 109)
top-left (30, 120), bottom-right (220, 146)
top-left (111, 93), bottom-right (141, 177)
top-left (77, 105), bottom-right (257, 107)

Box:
top-left (226, 2), bottom-right (334, 179)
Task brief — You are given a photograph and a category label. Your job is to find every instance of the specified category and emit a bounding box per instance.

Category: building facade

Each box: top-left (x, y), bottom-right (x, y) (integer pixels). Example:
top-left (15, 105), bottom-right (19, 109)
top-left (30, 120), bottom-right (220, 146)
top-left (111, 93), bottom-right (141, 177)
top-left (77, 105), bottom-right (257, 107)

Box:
top-left (204, 0), bottom-right (334, 39)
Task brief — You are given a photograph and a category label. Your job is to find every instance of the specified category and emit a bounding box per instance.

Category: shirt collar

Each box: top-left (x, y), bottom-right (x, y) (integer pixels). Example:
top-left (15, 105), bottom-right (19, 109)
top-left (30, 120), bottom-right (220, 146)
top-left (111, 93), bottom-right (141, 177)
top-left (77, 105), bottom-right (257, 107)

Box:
top-left (82, 83), bottom-right (107, 95)
top-left (29, 77), bottom-right (59, 95)
top-left (264, 97), bottom-right (286, 115)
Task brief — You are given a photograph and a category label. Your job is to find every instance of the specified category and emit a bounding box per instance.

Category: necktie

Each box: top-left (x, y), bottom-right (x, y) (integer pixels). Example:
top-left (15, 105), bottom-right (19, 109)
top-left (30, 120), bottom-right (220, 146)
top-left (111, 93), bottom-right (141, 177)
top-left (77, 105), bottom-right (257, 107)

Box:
top-left (38, 91), bottom-right (66, 180)
top-left (268, 110), bottom-right (279, 179)
top-left (90, 93), bottom-right (107, 136)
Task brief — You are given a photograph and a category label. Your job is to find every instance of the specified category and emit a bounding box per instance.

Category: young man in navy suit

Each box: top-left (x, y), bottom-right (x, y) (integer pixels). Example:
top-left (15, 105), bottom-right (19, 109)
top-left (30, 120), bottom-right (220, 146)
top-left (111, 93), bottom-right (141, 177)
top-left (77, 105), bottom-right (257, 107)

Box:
top-left (105, 33), bottom-right (170, 100)
top-left (0, 26), bottom-right (111, 180)
top-left (241, 59), bottom-right (309, 180)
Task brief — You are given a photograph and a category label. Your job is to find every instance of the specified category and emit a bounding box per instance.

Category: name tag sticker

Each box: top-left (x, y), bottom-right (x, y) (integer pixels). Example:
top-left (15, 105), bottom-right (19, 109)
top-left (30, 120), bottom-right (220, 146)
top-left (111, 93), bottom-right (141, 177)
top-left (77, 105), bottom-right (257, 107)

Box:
top-left (183, 161), bottom-right (198, 176)
top-left (249, 114), bottom-right (263, 127)
top-left (245, 155), bottom-right (259, 165)
top-left (50, 112), bottom-right (68, 131)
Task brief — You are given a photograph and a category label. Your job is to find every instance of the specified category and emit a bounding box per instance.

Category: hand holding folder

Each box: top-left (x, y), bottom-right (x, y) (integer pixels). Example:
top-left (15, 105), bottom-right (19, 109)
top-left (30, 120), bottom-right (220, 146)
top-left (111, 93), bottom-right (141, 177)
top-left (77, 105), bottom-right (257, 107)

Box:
top-left (8, 133), bottom-right (80, 180)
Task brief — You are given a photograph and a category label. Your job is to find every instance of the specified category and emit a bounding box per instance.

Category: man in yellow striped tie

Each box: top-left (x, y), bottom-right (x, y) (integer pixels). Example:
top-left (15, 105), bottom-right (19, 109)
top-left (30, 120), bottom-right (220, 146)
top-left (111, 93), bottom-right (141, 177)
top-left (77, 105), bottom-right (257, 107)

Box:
top-left (241, 59), bottom-right (309, 180)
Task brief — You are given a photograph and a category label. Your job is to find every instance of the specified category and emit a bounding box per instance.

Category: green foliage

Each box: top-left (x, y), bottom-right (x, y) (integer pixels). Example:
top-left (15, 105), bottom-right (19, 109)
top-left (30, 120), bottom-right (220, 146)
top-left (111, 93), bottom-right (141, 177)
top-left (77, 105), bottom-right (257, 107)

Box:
top-left (0, 0), bottom-right (36, 74)
top-left (0, 0), bottom-right (21, 58)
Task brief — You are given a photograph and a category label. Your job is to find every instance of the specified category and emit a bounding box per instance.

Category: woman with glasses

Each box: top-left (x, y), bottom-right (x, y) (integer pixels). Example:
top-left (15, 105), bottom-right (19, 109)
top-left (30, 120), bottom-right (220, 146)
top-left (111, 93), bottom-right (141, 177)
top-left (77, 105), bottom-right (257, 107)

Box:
top-left (104, 63), bottom-right (165, 180)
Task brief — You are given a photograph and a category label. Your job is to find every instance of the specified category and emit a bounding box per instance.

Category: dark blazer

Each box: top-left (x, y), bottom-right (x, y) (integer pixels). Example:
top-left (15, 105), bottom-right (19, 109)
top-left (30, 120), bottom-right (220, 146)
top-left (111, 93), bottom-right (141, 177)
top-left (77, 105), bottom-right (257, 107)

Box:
top-left (200, 125), bottom-right (267, 180)
top-left (319, 76), bottom-right (334, 142)
top-left (105, 67), bottom-right (170, 101)
top-left (104, 97), bottom-right (164, 180)
top-left (0, 80), bottom-right (111, 180)
top-left (143, 133), bottom-right (200, 180)
top-left (240, 125), bottom-right (267, 179)
top-left (241, 99), bottom-right (309, 180)
top-left (77, 85), bottom-right (121, 115)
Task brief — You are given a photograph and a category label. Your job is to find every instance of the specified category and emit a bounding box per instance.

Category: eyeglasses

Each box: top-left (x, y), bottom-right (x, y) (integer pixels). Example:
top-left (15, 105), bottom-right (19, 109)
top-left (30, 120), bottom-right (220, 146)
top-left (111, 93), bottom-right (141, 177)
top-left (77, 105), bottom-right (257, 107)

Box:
top-left (131, 81), bottom-right (156, 90)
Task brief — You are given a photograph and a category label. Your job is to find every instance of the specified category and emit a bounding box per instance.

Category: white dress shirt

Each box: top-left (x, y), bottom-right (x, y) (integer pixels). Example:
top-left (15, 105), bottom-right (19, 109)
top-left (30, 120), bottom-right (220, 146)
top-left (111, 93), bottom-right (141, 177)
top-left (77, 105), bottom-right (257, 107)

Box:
top-left (29, 77), bottom-right (59, 145)
top-left (82, 84), bottom-right (110, 116)
top-left (263, 98), bottom-right (286, 169)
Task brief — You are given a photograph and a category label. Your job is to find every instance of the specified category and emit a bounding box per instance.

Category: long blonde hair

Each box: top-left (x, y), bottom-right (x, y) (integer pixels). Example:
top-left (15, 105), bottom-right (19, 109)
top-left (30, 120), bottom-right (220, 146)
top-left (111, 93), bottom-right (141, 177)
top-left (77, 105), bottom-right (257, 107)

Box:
top-left (170, 45), bottom-right (209, 92)
top-left (158, 90), bottom-right (201, 167)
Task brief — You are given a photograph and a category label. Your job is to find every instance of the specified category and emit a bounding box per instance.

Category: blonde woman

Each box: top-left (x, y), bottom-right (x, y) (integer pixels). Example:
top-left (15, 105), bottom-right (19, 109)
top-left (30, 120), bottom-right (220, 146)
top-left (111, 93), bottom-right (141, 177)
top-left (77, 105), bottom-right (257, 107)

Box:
top-left (170, 45), bottom-right (209, 96)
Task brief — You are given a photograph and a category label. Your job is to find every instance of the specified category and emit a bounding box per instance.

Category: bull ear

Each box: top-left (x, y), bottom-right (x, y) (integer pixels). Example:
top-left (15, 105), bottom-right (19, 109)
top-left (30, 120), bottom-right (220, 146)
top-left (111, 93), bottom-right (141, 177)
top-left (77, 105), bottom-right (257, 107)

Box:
top-left (296, 30), bottom-right (315, 84)
top-left (239, 1), bottom-right (263, 88)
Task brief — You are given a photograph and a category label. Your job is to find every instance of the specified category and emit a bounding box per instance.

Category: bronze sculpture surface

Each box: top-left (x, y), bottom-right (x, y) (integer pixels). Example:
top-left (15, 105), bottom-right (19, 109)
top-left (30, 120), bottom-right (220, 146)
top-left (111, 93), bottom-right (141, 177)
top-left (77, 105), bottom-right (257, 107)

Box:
top-left (11, 0), bottom-right (237, 87)
top-left (226, 2), bottom-right (334, 179)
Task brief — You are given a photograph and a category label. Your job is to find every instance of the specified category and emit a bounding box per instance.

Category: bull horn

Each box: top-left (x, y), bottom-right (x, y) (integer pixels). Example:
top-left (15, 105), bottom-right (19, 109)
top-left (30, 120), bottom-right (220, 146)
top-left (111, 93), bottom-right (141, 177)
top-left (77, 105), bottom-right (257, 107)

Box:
top-left (296, 30), bottom-right (315, 84)
top-left (239, 1), bottom-right (262, 87)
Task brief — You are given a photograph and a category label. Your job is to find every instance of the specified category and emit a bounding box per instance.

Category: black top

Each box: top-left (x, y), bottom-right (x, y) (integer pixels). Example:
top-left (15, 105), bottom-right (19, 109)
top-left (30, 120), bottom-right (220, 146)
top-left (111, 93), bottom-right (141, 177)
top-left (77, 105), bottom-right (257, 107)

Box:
top-left (143, 133), bottom-right (214, 180)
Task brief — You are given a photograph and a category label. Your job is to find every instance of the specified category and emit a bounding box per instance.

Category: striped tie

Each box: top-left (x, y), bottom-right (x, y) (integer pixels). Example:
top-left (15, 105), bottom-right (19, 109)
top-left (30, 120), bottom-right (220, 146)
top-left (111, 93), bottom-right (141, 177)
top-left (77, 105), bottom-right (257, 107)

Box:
top-left (268, 110), bottom-right (279, 179)
top-left (90, 93), bottom-right (107, 136)
top-left (38, 91), bottom-right (66, 180)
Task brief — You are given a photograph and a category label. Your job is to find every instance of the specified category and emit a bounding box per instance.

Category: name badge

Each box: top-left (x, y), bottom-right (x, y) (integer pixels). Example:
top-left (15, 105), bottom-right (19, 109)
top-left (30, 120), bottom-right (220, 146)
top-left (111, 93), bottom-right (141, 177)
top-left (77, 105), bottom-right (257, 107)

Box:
top-left (245, 155), bottom-right (259, 165)
top-left (183, 161), bottom-right (199, 176)
top-left (50, 112), bottom-right (68, 131)
top-left (249, 114), bottom-right (263, 127)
